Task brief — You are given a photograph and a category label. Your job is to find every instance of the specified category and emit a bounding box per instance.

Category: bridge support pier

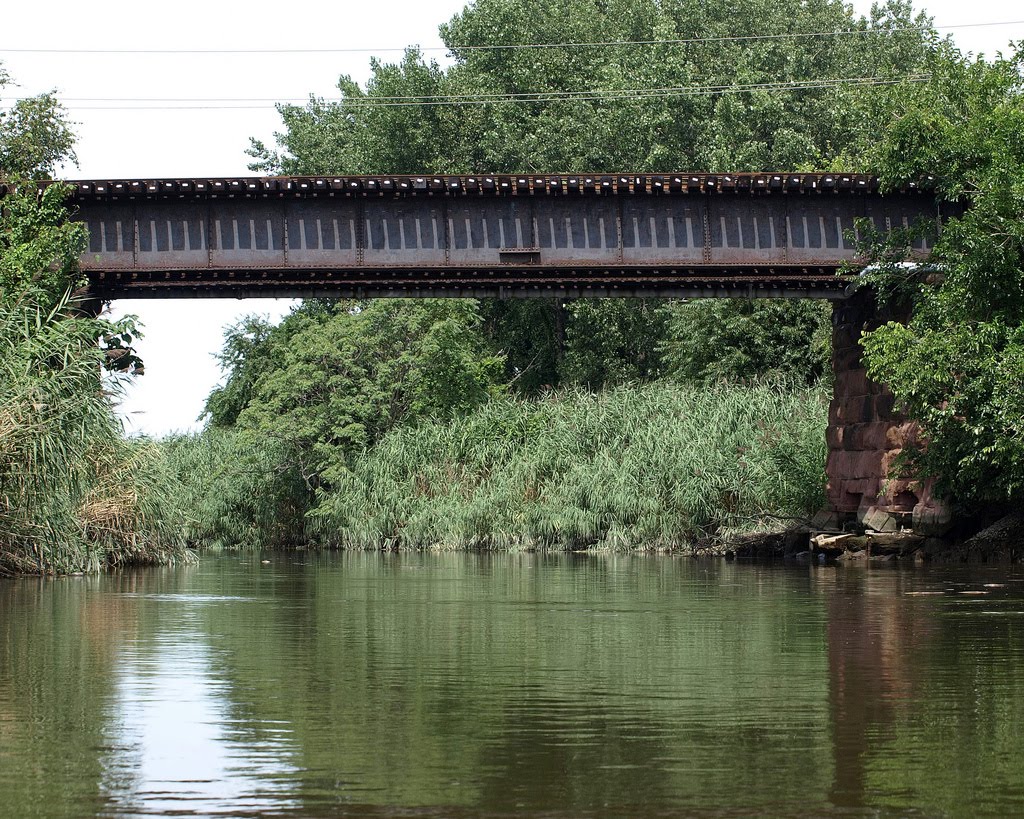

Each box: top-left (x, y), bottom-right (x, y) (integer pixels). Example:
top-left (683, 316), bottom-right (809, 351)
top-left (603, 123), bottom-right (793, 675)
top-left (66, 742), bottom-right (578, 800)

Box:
top-left (824, 292), bottom-right (949, 534)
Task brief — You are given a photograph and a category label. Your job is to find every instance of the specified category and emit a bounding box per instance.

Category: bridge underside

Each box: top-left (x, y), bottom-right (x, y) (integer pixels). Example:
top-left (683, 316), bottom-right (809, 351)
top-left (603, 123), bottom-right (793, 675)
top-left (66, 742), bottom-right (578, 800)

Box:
top-left (86, 265), bottom-right (848, 300)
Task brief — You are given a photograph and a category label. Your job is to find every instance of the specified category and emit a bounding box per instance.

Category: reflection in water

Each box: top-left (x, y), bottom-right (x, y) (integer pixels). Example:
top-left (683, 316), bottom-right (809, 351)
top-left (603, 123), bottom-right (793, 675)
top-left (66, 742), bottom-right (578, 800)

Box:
top-left (102, 624), bottom-right (300, 816)
top-left (2, 553), bottom-right (1024, 817)
top-left (822, 567), bottom-right (1024, 815)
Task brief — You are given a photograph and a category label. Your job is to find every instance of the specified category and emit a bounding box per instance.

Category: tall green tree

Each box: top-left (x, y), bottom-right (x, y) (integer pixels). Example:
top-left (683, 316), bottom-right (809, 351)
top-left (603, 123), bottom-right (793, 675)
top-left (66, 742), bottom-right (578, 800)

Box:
top-left (247, 0), bottom-right (936, 391)
top-left (0, 67), bottom-right (75, 181)
top-left (861, 44), bottom-right (1024, 510)
top-left (206, 299), bottom-right (505, 487)
top-left (662, 300), bottom-right (832, 385)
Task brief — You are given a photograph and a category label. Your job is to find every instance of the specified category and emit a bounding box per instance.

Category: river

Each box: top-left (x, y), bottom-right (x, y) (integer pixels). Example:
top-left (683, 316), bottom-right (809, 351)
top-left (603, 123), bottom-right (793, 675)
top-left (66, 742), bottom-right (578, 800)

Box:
top-left (2, 552), bottom-right (1023, 817)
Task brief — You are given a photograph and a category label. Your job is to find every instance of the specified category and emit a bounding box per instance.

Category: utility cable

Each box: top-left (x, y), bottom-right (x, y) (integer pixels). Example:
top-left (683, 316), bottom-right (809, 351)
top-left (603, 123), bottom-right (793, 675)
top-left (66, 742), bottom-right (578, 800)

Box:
top-left (0, 19), bottom-right (1019, 55)
top-left (44, 75), bottom-right (930, 110)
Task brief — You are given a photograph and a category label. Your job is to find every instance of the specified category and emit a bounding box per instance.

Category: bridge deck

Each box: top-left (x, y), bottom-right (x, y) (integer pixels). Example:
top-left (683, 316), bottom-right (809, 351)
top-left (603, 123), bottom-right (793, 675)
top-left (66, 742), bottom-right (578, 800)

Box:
top-left (63, 173), bottom-right (944, 299)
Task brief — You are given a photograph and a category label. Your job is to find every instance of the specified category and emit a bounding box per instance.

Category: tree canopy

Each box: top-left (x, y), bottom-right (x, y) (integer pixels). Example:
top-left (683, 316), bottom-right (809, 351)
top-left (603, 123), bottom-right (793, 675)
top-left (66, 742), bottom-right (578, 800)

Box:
top-left (236, 0), bottom-right (937, 404)
top-left (249, 0), bottom-right (935, 176)
top-left (861, 44), bottom-right (1024, 509)
top-left (0, 66), bottom-right (75, 181)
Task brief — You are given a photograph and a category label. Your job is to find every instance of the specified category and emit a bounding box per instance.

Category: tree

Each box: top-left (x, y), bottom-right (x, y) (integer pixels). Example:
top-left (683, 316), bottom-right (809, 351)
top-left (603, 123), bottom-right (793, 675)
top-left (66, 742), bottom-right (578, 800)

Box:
top-left (208, 299), bottom-right (505, 487)
top-left (247, 0), bottom-right (937, 391)
top-left (0, 67), bottom-right (75, 180)
top-left (860, 44), bottom-right (1024, 509)
top-left (662, 300), bottom-right (832, 385)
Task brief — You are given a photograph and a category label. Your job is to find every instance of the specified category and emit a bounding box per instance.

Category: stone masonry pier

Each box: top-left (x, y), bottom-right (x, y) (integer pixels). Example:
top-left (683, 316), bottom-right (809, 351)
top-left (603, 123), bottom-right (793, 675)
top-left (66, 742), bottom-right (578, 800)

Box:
top-left (826, 292), bottom-right (950, 535)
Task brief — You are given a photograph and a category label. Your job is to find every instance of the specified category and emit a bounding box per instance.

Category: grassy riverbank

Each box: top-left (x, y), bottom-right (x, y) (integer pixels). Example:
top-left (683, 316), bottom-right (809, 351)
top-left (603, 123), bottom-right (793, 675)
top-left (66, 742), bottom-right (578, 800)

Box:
top-left (166, 382), bottom-right (828, 552)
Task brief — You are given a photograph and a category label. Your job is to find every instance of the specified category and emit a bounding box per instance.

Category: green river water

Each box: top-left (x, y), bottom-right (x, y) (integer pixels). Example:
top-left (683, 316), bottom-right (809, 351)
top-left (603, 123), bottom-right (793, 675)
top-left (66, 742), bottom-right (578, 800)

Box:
top-left (2, 551), bottom-right (1023, 817)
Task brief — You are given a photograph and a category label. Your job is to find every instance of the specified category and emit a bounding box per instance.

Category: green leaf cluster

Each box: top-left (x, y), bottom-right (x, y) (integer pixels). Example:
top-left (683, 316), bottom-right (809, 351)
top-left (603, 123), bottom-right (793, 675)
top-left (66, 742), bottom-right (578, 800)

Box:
top-left (0, 67), bottom-right (76, 180)
top-left (861, 43), bottom-right (1024, 508)
top-left (662, 299), bottom-right (832, 385)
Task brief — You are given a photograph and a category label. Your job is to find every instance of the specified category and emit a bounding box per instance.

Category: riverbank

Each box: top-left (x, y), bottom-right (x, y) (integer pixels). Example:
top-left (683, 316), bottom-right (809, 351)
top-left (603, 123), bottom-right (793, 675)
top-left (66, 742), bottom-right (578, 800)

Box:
top-left (0, 281), bottom-right (192, 575)
top-left (728, 511), bottom-right (1024, 564)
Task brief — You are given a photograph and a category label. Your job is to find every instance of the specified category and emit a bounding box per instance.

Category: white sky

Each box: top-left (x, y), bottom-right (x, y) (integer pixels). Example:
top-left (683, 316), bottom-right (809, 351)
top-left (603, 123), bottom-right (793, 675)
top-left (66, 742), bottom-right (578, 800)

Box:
top-left (2, 0), bottom-right (1021, 436)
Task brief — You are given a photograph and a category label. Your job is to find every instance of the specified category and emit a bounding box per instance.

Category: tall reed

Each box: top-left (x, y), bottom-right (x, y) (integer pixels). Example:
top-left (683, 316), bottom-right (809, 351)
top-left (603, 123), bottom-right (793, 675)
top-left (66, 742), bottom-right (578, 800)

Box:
top-left (0, 289), bottom-right (189, 575)
top-left (161, 429), bottom-right (311, 549)
top-left (310, 382), bottom-right (828, 551)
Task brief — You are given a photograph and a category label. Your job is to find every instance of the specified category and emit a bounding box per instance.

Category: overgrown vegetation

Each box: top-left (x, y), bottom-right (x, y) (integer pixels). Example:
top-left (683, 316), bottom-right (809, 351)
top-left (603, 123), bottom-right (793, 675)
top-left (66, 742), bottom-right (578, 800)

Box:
top-left (861, 44), bottom-right (1024, 513)
top-left (0, 68), bottom-right (189, 575)
top-left (167, 383), bottom-right (826, 551)
top-left (313, 383), bottom-right (828, 550)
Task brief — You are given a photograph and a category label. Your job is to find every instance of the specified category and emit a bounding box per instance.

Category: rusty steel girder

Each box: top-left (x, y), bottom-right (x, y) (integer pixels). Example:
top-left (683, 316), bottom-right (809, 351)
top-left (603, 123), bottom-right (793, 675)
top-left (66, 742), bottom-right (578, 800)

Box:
top-left (59, 173), bottom-right (951, 300)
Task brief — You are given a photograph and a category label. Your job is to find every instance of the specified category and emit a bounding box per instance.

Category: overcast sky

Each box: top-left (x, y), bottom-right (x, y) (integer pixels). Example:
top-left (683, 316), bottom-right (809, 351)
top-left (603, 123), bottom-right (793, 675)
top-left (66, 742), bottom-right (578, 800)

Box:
top-left (2, 0), bottom-right (1021, 436)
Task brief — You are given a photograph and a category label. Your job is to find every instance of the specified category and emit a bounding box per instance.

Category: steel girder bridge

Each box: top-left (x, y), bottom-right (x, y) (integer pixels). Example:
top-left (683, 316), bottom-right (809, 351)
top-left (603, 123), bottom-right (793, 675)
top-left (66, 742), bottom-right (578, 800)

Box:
top-left (61, 172), bottom-right (949, 301)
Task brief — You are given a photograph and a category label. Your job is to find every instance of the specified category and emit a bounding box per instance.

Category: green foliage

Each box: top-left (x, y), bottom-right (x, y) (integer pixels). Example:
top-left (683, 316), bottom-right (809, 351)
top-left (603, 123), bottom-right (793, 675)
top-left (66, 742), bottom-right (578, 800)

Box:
top-left (206, 299), bottom-right (505, 486)
top-left (246, 0), bottom-right (933, 392)
top-left (561, 300), bottom-right (669, 387)
top-left (0, 71), bottom-right (186, 574)
top-left (250, 0), bottom-right (934, 177)
top-left (0, 286), bottom-right (188, 574)
top-left (311, 382), bottom-right (828, 550)
top-left (662, 300), bottom-right (832, 385)
top-left (479, 299), bottom-right (564, 391)
top-left (0, 66), bottom-right (76, 179)
top-left (0, 181), bottom-right (87, 300)
top-left (861, 44), bottom-right (1024, 508)
top-left (204, 312), bottom-right (289, 427)
top-left (161, 429), bottom-right (310, 548)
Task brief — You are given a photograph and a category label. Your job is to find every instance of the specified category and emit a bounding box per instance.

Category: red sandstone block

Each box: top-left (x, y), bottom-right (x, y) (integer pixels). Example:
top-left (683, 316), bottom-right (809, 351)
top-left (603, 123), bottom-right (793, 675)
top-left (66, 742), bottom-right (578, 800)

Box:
top-left (829, 448), bottom-right (891, 489)
top-left (843, 478), bottom-right (878, 499)
top-left (826, 450), bottom-right (856, 475)
top-left (832, 347), bottom-right (863, 372)
top-left (845, 422), bottom-right (890, 451)
top-left (853, 450), bottom-right (884, 479)
top-left (825, 426), bottom-right (844, 450)
top-left (842, 423), bottom-right (864, 451)
top-left (836, 369), bottom-right (872, 398)
top-left (843, 397), bottom-right (874, 425)
top-left (912, 500), bottom-right (953, 536)
top-left (828, 399), bottom-right (843, 425)
top-left (881, 448), bottom-right (907, 478)
top-left (880, 479), bottom-right (920, 511)
top-left (885, 421), bottom-right (921, 450)
top-left (827, 480), bottom-right (863, 512)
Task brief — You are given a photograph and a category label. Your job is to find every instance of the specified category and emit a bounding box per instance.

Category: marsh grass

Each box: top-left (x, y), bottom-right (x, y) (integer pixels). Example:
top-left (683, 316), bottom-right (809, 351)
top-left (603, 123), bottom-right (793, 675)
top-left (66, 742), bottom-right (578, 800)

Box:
top-left (0, 289), bottom-right (189, 575)
top-left (311, 382), bottom-right (828, 551)
top-left (162, 429), bottom-right (311, 549)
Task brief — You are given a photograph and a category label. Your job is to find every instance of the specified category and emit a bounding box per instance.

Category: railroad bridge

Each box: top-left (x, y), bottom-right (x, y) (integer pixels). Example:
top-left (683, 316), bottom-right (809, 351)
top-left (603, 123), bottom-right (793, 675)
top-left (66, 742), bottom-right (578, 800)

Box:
top-left (63, 171), bottom-right (955, 531)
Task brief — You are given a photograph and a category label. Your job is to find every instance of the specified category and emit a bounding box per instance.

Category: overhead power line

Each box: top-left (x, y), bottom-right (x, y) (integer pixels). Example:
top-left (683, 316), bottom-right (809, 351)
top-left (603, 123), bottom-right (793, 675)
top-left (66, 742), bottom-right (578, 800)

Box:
top-left (47, 76), bottom-right (930, 111)
top-left (0, 19), bottom-right (1020, 55)
top-left (11, 76), bottom-right (928, 105)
